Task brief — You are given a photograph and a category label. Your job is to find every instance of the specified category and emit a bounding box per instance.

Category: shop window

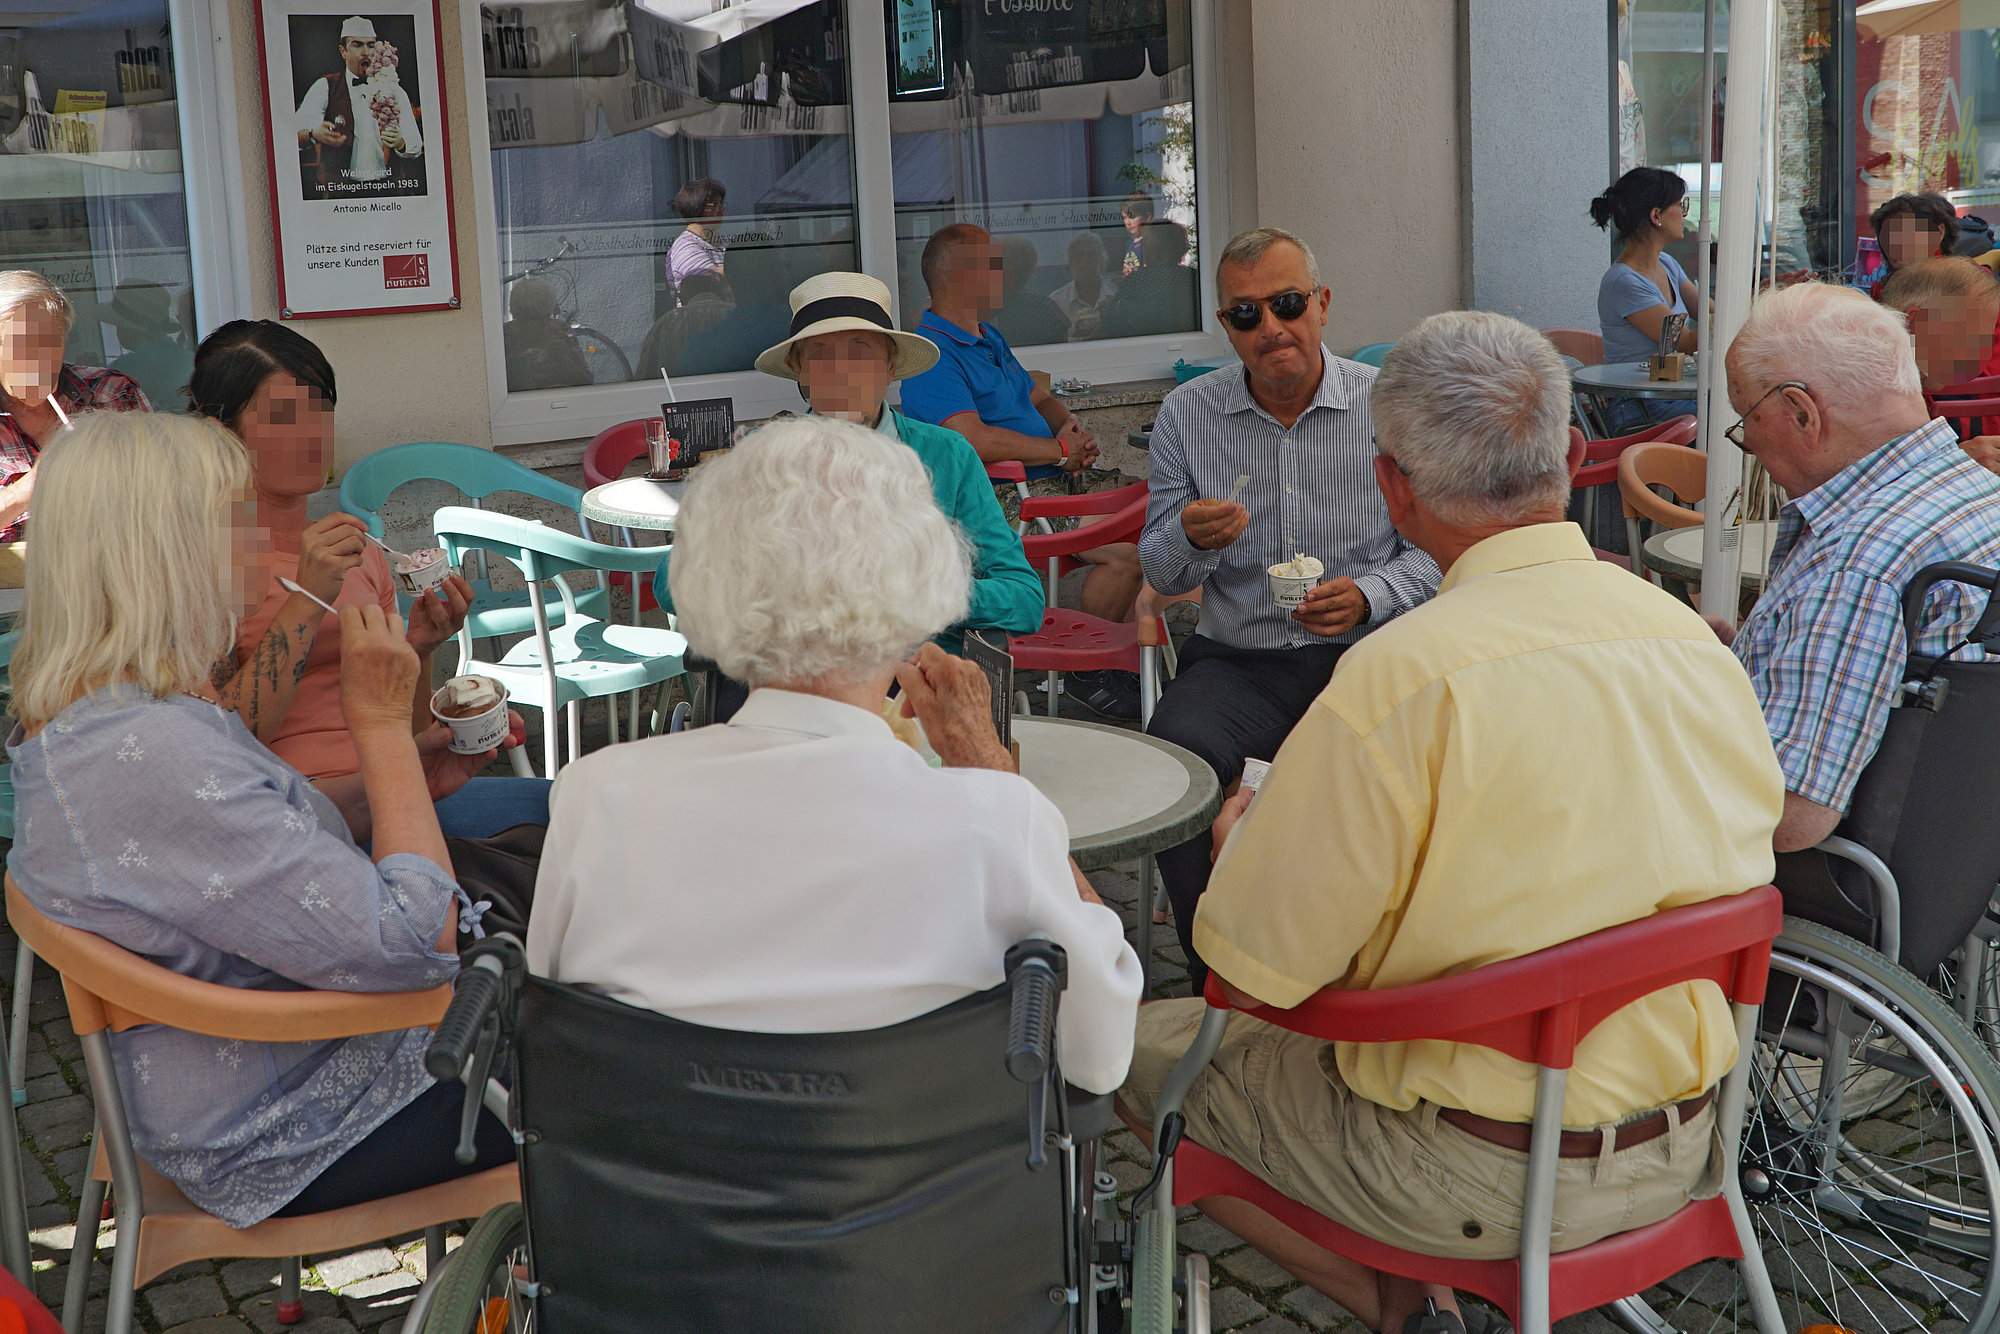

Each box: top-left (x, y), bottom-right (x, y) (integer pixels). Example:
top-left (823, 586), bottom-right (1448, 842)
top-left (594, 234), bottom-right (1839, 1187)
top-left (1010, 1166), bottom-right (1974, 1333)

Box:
top-left (0, 0), bottom-right (198, 410)
top-left (483, 0), bottom-right (857, 394)
top-left (886, 0), bottom-right (1198, 346)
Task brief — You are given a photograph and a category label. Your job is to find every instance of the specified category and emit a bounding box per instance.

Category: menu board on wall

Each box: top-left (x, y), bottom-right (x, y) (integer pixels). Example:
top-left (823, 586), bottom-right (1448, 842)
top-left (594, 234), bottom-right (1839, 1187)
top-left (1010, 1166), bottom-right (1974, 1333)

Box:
top-left (256, 0), bottom-right (462, 318)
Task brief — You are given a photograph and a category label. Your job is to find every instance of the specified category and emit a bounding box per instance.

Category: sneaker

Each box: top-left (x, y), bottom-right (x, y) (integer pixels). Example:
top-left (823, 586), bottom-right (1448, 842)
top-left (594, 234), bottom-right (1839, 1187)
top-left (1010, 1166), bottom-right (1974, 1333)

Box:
top-left (1068, 670), bottom-right (1140, 722)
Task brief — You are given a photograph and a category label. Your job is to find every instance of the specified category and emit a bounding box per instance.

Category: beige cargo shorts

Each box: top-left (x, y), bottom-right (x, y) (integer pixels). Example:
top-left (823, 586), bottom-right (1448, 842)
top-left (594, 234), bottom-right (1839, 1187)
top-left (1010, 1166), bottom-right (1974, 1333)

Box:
top-left (1119, 999), bottom-right (1724, 1260)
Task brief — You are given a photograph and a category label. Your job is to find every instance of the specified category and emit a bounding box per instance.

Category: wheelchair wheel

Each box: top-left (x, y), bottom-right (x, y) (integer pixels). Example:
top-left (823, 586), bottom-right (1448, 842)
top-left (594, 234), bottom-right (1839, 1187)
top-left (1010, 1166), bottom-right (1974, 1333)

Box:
top-left (420, 1202), bottom-right (531, 1333)
top-left (1642, 918), bottom-right (2000, 1334)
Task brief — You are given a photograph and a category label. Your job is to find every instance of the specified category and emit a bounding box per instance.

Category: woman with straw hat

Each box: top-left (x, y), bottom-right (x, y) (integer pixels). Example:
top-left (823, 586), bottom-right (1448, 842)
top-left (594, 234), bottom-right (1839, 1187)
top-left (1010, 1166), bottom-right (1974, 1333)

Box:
top-left (655, 272), bottom-right (1043, 719)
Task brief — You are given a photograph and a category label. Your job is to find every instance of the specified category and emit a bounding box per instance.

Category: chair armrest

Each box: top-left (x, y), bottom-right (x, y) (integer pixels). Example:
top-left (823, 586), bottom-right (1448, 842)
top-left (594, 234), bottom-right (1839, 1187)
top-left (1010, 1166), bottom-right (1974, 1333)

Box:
top-left (1021, 491), bottom-right (1149, 560)
top-left (8, 876), bottom-right (454, 1042)
top-left (1135, 584), bottom-right (1201, 647)
top-left (987, 460), bottom-right (1028, 484)
top-left (1020, 480), bottom-right (1148, 521)
top-left (1814, 835), bottom-right (1901, 964)
top-left (1152, 1003), bottom-right (1233, 1156)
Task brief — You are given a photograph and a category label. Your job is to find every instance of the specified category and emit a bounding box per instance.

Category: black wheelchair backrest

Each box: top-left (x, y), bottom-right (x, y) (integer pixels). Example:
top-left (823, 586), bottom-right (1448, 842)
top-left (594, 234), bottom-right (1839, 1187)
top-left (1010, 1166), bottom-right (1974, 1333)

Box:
top-left (1804, 562), bottom-right (2000, 975)
top-left (513, 977), bottom-right (1072, 1334)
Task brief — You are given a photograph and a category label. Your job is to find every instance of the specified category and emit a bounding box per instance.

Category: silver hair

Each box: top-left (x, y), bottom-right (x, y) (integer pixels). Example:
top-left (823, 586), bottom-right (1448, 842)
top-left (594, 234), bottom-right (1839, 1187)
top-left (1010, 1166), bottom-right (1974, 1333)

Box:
top-left (668, 416), bottom-right (972, 688)
top-left (1370, 311), bottom-right (1575, 526)
top-left (0, 270), bottom-right (73, 335)
top-left (1731, 281), bottom-right (1921, 415)
top-left (1215, 228), bottom-right (1322, 297)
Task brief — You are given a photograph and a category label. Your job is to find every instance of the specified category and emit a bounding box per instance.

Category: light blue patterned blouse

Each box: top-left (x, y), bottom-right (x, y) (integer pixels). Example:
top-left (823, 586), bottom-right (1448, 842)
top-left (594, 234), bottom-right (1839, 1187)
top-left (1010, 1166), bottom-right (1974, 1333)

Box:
top-left (6, 688), bottom-right (462, 1227)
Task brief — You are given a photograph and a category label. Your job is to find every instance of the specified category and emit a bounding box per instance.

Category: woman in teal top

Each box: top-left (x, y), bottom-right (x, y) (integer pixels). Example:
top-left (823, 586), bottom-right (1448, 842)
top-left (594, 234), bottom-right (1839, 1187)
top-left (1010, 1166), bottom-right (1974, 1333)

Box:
top-left (655, 272), bottom-right (1043, 718)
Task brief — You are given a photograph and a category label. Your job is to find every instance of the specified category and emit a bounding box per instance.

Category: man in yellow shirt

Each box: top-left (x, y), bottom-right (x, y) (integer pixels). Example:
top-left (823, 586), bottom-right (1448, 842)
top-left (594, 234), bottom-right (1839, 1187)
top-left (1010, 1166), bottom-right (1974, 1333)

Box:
top-left (1117, 311), bottom-right (1784, 1334)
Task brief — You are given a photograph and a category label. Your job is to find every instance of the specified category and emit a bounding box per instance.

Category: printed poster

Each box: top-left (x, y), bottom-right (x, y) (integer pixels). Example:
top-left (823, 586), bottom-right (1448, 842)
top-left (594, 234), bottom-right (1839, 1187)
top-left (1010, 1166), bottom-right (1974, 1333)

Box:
top-left (256, 0), bottom-right (461, 317)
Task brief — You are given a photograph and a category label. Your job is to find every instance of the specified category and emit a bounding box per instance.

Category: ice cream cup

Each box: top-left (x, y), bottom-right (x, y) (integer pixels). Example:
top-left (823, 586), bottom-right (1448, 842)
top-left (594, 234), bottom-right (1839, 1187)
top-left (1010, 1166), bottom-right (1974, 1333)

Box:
top-left (431, 676), bottom-right (510, 754)
top-left (1268, 558), bottom-right (1323, 608)
top-left (394, 546), bottom-right (451, 597)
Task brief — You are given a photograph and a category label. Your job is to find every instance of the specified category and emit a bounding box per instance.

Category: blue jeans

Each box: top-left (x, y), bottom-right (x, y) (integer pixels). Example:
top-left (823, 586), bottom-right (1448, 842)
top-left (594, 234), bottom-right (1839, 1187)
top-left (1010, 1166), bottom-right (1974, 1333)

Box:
top-left (1603, 394), bottom-right (1695, 437)
top-left (432, 777), bottom-right (552, 838)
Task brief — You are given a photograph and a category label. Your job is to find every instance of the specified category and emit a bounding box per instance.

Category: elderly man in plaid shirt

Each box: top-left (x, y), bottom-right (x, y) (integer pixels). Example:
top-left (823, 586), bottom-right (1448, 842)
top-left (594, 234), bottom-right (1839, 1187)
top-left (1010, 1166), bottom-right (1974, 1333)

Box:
top-left (1717, 282), bottom-right (2000, 853)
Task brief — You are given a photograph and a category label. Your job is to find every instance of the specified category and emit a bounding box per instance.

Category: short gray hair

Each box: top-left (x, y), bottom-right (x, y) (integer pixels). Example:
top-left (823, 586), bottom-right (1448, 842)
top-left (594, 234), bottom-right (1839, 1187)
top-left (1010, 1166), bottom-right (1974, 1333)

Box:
top-left (12, 412), bottom-right (249, 726)
top-left (0, 270), bottom-right (73, 335)
top-left (1215, 228), bottom-right (1321, 298)
top-left (1370, 311), bottom-right (1574, 526)
top-left (668, 417), bottom-right (971, 688)
top-left (1731, 281), bottom-right (1921, 415)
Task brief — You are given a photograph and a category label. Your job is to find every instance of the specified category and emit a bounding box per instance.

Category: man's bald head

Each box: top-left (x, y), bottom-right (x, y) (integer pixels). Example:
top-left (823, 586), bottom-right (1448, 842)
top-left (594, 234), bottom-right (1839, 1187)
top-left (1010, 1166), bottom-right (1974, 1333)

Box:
top-left (1880, 256), bottom-right (2000, 390)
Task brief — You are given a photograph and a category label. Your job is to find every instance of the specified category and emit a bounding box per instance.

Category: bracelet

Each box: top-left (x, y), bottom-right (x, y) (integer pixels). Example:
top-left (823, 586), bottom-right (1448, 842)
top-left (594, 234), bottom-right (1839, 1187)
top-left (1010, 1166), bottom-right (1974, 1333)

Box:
top-left (1056, 437), bottom-right (1069, 464)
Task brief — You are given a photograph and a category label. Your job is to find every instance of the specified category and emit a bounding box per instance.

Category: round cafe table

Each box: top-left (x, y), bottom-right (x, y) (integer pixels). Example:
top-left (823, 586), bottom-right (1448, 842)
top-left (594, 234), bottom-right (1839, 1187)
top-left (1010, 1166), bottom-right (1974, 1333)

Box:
top-left (1012, 716), bottom-right (1221, 872)
top-left (1641, 519), bottom-right (1780, 589)
top-left (580, 476), bottom-right (684, 533)
top-left (1570, 359), bottom-right (1703, 401)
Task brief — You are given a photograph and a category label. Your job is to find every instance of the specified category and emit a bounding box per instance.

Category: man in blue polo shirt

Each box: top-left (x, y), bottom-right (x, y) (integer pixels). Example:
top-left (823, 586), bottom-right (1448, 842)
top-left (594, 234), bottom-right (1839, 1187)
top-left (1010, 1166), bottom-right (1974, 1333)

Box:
top-left (902, 222), bottom-right (1143, 719)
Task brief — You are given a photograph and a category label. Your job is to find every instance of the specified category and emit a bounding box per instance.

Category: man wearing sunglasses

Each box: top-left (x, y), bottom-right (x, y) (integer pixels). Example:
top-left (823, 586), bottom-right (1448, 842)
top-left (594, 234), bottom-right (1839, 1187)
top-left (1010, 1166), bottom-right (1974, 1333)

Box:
top-left (1137, 227), bottom-right (1441, 982)
top-left (1718, 281), bottom-right (2000, 859)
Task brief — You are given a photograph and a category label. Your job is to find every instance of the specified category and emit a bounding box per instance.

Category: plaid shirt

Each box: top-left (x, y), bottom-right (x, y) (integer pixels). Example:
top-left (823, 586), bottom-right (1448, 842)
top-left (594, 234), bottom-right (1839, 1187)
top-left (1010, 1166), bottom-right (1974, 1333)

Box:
top-left (0, 365), bottom-right (151, 541)
top-left (1734, 417), bottom-right (2000, 811)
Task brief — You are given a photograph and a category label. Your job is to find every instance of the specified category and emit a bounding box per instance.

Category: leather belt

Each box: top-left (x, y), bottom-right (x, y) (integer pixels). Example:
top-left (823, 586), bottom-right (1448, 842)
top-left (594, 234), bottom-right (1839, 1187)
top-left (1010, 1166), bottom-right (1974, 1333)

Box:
top-left (1437, 1087), bottom-right (1715, 1159)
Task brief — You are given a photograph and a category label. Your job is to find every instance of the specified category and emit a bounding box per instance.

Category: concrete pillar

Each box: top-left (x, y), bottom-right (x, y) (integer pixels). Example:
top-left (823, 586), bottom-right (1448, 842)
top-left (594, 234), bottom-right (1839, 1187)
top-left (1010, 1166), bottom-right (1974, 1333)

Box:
top-left (1459, 0), bottom-right (1612, 333)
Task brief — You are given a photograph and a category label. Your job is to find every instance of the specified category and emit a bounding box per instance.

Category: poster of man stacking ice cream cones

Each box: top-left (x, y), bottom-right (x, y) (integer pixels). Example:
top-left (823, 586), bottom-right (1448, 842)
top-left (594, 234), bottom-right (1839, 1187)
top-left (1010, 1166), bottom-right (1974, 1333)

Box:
top-left (257, 0), bottom-right (460, 318)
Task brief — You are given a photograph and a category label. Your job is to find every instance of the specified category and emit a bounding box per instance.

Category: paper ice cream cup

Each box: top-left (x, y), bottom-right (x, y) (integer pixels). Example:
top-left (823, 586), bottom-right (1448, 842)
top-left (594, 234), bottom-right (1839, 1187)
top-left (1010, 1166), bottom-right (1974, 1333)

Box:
top-left (431, 675), bottom-right (509, 754)
top-left (394, 547), bottom-right (451, 597)
top-left (1268, 557), bottom-right (1323, 608)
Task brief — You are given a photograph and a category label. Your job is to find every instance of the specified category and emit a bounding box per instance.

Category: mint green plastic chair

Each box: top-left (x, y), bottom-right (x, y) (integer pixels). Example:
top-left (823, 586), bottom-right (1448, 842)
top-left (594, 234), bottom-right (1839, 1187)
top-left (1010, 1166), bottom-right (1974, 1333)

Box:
top-left (338, 442), bottom-right (610, 641)
top-left (432, 507), bottom-right (688, 777)
top-left (1348, 341), bottom-right (1394, 367)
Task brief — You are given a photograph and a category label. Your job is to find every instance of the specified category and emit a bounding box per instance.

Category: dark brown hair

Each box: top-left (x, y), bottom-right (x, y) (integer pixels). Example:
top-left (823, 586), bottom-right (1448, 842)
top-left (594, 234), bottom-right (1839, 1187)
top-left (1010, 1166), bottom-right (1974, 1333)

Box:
top-left (1869, 192), bottom-right (1961, 257)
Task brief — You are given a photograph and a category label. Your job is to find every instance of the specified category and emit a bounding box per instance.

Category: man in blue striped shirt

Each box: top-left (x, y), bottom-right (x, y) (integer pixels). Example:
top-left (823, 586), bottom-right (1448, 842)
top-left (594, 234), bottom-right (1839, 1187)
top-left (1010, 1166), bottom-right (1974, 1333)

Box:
top-left (1719, 282), bottom-right (2000, 855)
top-left (1140, 228), bottom-right (1441, 980)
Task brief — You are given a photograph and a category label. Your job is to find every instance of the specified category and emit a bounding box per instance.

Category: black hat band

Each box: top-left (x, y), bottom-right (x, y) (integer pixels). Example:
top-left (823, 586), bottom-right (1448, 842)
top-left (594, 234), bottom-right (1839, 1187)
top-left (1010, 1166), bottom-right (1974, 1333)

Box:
top-left (789, 296), bottom-right (894, 337)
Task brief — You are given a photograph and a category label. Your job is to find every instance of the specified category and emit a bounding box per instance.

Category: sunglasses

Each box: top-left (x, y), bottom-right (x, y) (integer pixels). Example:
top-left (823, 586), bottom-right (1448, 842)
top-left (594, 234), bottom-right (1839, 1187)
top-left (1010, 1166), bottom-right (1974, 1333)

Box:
top-left (1219, 290), bottom-right (1314, 332)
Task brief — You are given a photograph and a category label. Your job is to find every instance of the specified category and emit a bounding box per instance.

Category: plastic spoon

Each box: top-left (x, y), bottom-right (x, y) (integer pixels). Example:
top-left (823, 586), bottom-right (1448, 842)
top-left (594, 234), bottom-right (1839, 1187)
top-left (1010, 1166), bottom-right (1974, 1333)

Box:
top-left (362, 530), bottom-right (411, 564)
top-left (1225, 474), bottom-right (1250, 506)
top-left (276, 576), bottom-right (339, 617)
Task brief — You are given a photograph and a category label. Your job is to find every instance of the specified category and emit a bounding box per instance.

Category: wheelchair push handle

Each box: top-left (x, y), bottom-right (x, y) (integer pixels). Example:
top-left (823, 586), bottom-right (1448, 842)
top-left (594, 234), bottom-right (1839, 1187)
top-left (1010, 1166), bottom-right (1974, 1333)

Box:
top-left (427, 957), bottom-right (503, 1081)
top-left (1004, 940), bottom-right (1069, 1083)
top-left (1902, 561), bottom-right (2000, 659)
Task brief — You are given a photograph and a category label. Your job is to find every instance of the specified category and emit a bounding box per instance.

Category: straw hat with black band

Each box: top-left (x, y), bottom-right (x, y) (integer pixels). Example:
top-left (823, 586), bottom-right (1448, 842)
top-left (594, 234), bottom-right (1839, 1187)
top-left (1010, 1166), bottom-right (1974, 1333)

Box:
top-left (755, 272), bottom-right (939, 382)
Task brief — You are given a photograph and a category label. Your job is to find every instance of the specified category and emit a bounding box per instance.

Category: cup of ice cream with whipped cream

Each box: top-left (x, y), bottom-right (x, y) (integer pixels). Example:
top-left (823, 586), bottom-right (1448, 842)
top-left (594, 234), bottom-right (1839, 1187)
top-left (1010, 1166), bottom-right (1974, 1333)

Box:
top-left (1268, 553), bottom-right (1323, 608)
top-left (431, 675), bottom-right (509, 754)
top-left (394, 546), bottom-right (451, 597)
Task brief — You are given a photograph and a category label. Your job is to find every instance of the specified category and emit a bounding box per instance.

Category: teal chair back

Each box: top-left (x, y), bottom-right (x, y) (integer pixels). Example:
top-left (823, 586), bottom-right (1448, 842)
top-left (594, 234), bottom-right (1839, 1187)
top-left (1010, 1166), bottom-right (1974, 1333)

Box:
top-left (1348, 342), bottom-right (1394, 367)
top-left (338, 442), bottom-right (608, 641)
top-left (432, 506), bottom-right (665, 586)
top-left (338, 442), bottom-right (587, 537)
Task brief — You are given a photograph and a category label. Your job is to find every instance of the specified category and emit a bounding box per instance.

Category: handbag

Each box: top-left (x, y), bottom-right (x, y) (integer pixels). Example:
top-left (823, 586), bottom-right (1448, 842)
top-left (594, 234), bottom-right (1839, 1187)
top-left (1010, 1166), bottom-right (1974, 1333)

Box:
top-left (446, 823), bottom-right (543, 948)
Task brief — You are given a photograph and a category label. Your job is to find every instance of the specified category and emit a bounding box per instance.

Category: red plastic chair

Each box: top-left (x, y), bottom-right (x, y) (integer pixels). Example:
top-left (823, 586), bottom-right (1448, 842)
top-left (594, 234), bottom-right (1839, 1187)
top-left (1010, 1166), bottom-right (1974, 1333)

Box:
top-left (1539, 328), bottom-right (1603, 366)
top-left (580, 420), bottom-right (660, 613)
top-left (1006, 480), bottom-right (1202, 721)
top-left (1925, 393), bottom-right (2000, 442)
top-left (1571, 416), bottom-right (1696, 573)
top-left (1151, 885), bottom-right (1786, 1334)
top-left (0, 1265), bottom-right (63, 1333)
top-left (987, 459), bottom-right (1054, 535)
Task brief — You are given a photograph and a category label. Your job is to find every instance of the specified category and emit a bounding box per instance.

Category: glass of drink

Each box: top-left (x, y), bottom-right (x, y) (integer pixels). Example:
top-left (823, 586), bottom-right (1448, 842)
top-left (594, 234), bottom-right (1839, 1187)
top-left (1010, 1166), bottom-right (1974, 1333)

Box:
top-left (644, 418), bottom-right (673, 476)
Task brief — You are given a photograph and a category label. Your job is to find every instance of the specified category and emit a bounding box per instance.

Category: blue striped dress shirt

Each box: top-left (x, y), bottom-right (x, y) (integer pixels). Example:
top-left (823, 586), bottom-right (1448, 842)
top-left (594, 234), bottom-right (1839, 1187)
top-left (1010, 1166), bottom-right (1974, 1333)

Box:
top-left (1138, 350), bottom-right (1440, 649)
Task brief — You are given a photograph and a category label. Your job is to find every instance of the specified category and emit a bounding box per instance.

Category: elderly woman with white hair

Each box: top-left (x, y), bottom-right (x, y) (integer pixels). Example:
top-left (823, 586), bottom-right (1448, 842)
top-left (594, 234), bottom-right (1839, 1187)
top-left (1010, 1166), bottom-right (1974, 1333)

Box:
top-left (0, 270), bottom-right (151, 541)
top-left (531, 416), bottom-right (1142, 1094)
top-left (5, 412), bottom-right (514, 1228)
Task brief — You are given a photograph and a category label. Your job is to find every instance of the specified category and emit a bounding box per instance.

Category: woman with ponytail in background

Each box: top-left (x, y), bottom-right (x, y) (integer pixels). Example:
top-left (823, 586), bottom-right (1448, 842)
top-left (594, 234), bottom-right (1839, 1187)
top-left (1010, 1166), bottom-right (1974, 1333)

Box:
top-left (1589, 168), bottom-right (1699, 432)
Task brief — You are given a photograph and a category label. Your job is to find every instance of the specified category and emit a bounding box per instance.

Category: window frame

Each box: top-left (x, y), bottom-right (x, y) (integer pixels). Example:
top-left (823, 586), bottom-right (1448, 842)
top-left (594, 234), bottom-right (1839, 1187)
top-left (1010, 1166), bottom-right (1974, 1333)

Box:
top-left (174, 0), bottom-right (255, 336)
top-left (464, 0), bottom-right (1232, 448)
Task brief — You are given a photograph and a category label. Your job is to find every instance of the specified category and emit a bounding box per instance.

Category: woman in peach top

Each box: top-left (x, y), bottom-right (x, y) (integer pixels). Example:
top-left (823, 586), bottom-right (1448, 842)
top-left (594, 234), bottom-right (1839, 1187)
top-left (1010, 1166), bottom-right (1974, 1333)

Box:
top-left (193, 320), bottom-right (549, 837)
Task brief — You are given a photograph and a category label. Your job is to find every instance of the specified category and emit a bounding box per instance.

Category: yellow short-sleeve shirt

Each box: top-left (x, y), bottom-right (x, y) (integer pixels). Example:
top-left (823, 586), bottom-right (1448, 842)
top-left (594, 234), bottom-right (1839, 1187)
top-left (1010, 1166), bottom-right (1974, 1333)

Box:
top-left (1193, 522), bottom-right (1784, 1127)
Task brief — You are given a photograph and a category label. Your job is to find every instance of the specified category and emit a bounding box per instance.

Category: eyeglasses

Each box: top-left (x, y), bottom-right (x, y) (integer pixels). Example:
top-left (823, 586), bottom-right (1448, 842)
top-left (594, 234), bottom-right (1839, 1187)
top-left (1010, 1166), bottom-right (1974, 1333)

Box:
top-left (1219, 291), bottom-right (1314, 332)
top-left (1723, 381), bottom-right (1809, 446)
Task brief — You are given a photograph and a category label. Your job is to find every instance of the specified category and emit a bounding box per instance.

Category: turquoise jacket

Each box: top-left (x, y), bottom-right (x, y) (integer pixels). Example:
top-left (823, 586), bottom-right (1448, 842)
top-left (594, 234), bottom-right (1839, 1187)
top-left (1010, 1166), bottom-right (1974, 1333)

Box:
top-left (652, 409), bottom-right (1046, 653)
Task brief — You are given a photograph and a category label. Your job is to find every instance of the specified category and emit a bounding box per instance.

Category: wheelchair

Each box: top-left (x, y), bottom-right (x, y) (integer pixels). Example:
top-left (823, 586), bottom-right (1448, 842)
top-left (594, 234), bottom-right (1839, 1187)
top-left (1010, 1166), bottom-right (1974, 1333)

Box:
top-left (403, 934), bottom-right (1206, 1333)
top-left (1631, 562), bottom-right (2000, 1334)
